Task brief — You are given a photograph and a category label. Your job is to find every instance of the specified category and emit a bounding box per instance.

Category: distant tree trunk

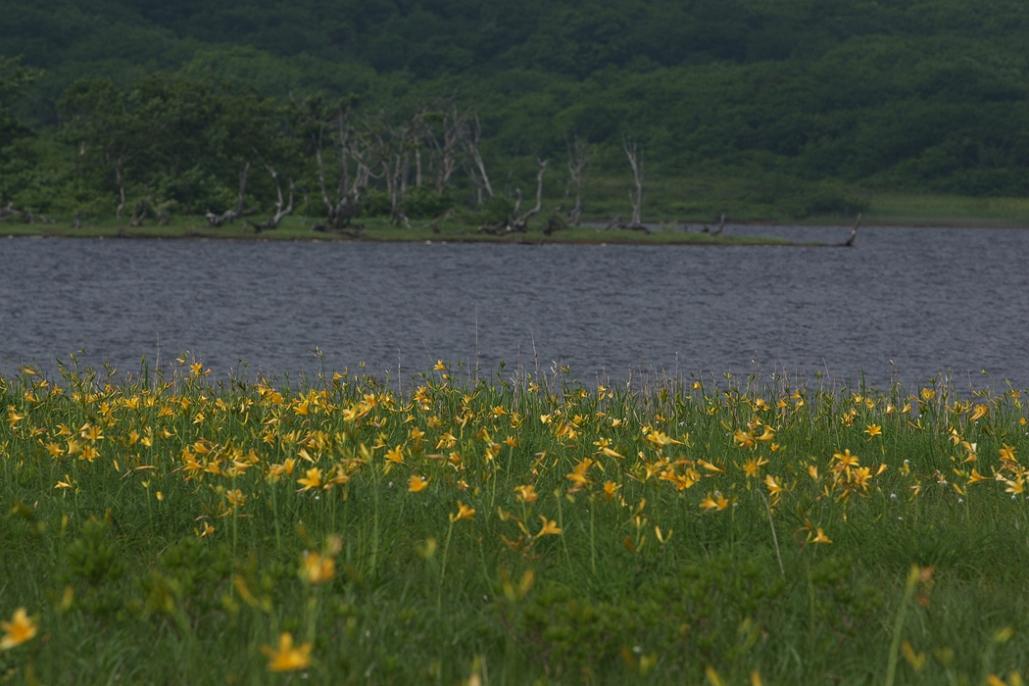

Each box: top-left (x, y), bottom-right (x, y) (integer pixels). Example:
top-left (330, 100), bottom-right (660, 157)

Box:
top-left (432, 106), bottom-right (461, 194)
top-left (480, 158), bottom-right (547, 234)
top-left (464, 114), bottom-right (494, 203)
top-left (382, 152), bottom-right (409, 227)
top-left (313, 107), bottom-right (368, 232)
top-left (624, 139), bottom-right (644, 228)
top-left (114, 157), bottom-right (127, 219)
top-left (566, 136), bottom-right (589, 226)
top-left (248, 166), bottom-right (294, 232)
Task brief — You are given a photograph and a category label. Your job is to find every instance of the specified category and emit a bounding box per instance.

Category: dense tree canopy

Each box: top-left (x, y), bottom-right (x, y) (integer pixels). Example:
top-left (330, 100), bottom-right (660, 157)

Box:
top-left (1, 0), bottom-right (1028, 220)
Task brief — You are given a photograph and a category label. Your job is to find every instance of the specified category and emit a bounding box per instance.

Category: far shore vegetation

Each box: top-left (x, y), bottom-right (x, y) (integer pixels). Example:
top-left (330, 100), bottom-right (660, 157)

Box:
top-left (4, 189), bottom-right (1029, 246)
top-left (5, 0), bottom-right (1029, 243)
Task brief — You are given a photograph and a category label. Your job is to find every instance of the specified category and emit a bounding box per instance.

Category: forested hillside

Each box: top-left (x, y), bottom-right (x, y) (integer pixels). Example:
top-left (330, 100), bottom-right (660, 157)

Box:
top-left (2, 0), bottom-right (1028, 224)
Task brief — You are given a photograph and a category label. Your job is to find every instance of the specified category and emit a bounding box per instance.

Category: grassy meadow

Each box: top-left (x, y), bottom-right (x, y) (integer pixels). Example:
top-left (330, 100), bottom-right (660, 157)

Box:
top-left (1, 362), bottom-right (1028, 684)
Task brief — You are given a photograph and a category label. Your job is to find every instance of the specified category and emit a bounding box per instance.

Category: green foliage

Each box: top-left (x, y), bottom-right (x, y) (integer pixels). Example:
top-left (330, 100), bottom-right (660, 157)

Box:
top-left (3, 1), bottom-right (1029, 218)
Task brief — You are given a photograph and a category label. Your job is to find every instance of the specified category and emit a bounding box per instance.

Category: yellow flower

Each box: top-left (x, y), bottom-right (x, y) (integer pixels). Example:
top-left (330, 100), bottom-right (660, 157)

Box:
top-left (6, 406), bottom-right (25, 428)
top-left (864, 423), bottom-right (882, 438)
top-left (407, 475), bottom-right (429, 493)
top-left (831, 448), bottom-right (860, 472)
top-left (733, 430), bottom-right (755, 449)
top-left (646, 430), bottom-right (679, 447)
top-left (297, 467), bottom-right (324, 491)
top-left (261, 632), bottom-right (312, 672)
top-left (300, 551), bottom-right (335, 585)
top-left (536, 516), bottom-right (562, 537)
top-left (0, 608), bottom-right (37, 650)
top-left (514, 484), bottom-right (538, 503)
top-left (385, 445), bottom-right (405, 465)
top-left (224, 489), bottom-right (247, 509)
top-left (698, 459), bottom-right (723, 474)
top-left (970, 404), bottom-right (989, 422)
top-left (450, 502), bottom-right (476, 522)
top-left (565, 458), bottom-right (593, 492)
top-left (433, 359), bottom-right (447, 372)
top-left (810, 528), bottom-right (832, 545)
top-left (920, 387), bottom-right (936, 401)
top-left (700, 493), bottom-right (730, 512)
top-left (999, 444), bottom-right (1018, 464)
top-left (602, 480), bottom-right (621, 500)
top-left (742, 456), bottom-right (768, 478)
top-left (79, 422), bottom-right (103, 442)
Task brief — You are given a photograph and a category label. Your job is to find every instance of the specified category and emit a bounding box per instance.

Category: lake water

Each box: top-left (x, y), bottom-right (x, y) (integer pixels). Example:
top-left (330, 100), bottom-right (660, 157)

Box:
top-left (1, 226), bottom-right (1027, 390)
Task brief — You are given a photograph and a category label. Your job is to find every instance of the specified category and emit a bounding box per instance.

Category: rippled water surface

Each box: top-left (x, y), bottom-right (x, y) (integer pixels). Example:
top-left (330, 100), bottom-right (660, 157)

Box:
top-left (1, 226), bottom-right (1027, 388)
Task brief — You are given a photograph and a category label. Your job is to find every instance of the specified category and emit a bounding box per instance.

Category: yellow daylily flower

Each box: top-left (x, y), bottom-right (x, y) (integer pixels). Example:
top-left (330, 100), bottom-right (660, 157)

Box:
top-left (536, 516), bottom-right (562, 537)
top-left (300, 551), bottom-right (335, 585)
top-left (0, 608), bottom-right (37, 650)
top-left (297, 467), bottom-right (324, 491)
top-left (514, 484), bottom-right (539, 503)
top-left (450, 502), bottom-right (476, 522)
top-left (700, 493), bottom-right (730, 512)
top-left (261, 633), bottom-right (312, 672)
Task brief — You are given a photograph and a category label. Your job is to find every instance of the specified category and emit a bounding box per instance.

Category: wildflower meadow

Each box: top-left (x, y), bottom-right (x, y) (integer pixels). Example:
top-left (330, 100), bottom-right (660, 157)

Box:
top-left (1, 360), bottom-right (1027, 684)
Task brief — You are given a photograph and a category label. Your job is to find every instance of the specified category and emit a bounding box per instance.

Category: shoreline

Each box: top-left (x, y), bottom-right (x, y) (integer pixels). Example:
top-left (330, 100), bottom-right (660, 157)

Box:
top-left (1, 214), bottom-right (1027, 246)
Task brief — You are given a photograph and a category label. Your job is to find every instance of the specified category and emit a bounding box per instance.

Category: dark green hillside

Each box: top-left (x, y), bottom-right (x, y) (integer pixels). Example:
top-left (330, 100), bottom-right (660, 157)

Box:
top-left (2, 1), bottom-right (1029, 226)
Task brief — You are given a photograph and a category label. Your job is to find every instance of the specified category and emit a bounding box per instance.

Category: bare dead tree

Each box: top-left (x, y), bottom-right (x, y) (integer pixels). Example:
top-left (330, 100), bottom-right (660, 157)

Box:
top-left (248, 166), bottom-right (295, 233)
top-left (373, 113), bottom-right (427, 227)
top-left (624, 138), bottom-right (645, 229)
top-left (464, 114), bottom-right (494, 204)
top-left (313, 107), bottom-right (370, 232)
top-left (380, 147), bottom-right (409, 227)
top-left (519, 158), bottom-right (548, 228)
top-left (565, 136), bottom-right (589, 226)
top-left (113, 158), bottom-right (127, 219)
top-left (602, 140), bottom-right (648, 233)
top-left (429, 105), bottom-right (463, 194)
top-left (205, 162), bottom-right (251, 227)
top-left (481, 158), bottom-right (548, 234)
top-left (408, 108), bottom-right (427, 190)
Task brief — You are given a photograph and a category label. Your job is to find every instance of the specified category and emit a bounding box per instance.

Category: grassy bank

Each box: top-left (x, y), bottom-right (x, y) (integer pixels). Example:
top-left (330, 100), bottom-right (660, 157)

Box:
top-left (4, 187), bottom-right (1029, 246)
top-left (0, 215), bottom-right (794, 246)
top-left (1, 363), bottom-right (1027, 684)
